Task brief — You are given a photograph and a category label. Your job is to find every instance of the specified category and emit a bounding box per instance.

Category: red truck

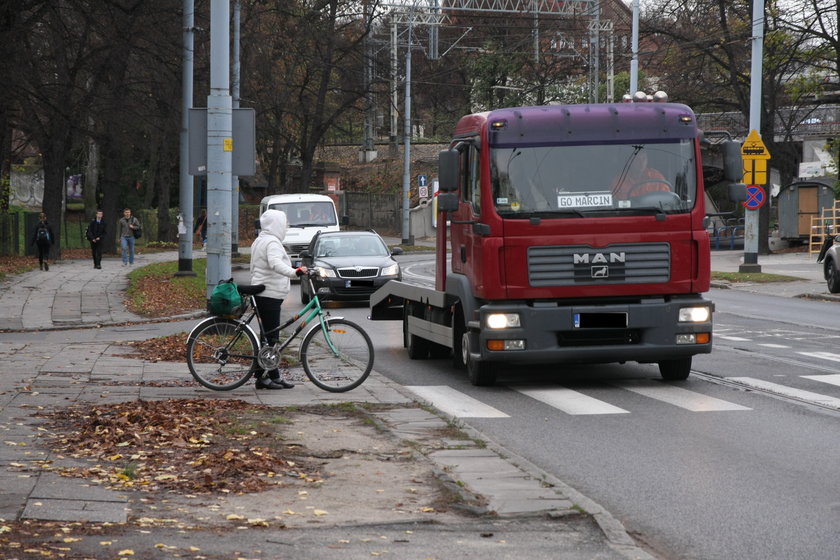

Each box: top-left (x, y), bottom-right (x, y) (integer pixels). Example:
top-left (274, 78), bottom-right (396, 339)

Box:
top-left (371, 98), bottom-right (743, 386)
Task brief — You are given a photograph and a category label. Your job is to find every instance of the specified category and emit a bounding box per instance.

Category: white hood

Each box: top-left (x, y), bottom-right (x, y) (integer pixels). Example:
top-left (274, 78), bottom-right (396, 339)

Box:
top-left (259, 209), bottom-right (288, 242)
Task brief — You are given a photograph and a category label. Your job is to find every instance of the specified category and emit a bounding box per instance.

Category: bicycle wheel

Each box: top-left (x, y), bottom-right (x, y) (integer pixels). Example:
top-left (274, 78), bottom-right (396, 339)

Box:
top-left (300, 318), bottom-right (374, 392)
top-left (186, 317), bottom-right (259, 390)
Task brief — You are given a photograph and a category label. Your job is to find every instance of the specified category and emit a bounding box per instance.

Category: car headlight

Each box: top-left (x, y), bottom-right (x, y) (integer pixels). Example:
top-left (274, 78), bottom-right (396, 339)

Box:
top-left (678, 306), bottom-right (710, 323)
top-left (486, 313), bottom-right (521, 329)
top-left (381, 263), bottom-right (400, 277)
top-left (315, 266), bottom-right (336, 278)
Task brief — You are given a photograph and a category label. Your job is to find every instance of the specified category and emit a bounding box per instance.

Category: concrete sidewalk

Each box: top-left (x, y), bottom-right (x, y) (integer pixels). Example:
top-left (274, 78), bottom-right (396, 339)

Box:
top-left (0, 246), bottom-right (649, 560)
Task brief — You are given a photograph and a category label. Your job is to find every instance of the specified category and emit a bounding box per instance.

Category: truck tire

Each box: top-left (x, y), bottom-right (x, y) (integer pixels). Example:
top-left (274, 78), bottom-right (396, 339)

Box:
top-left (659, 357), bottom-right (691, 381)
top-left (463, 331), bottom-right (496, 386)
top-left (451, 307), bottom-right (466, 369)
top-left (404, 305), bottom-right (429, 359)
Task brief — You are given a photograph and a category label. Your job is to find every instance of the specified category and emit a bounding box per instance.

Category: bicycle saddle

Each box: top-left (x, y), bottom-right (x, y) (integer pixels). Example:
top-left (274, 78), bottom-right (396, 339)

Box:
top-left (237, 284), bottom-right (266, 296)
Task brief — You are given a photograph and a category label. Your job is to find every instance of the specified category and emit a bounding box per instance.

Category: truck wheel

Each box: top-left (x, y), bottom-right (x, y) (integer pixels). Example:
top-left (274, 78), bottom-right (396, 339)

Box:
top-left (451, 308), bottom-right (466, 369)
top-left (659, 358), bottom-right (691, 381)
top-left (428, 342), bottom-right (451, 359)
top-left (463, 331), bottom-right (496, 386)
top-left (826, 259), bottom-right (840, 293)
top-left (403, 305), bottom-right (429, 359)
top-left (406, 333), bottom-right (430, 359)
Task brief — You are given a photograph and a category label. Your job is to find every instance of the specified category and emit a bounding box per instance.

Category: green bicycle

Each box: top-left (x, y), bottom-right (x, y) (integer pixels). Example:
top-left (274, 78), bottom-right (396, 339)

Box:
top-left (186, 271), bottom-right (374, 392)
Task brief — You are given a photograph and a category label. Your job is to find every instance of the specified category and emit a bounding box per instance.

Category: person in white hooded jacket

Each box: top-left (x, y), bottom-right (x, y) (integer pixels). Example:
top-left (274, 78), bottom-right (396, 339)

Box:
top-left (249, 209), bottom-right (308, 390)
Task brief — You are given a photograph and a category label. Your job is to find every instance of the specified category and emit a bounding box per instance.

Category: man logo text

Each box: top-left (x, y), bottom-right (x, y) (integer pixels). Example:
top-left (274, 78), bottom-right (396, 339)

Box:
top-left (573, 252), bottom-right (626, 264)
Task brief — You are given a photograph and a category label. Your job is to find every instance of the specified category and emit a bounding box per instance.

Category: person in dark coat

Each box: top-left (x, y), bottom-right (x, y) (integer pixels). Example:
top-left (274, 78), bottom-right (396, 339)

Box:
top-left (85, 210), bottom-right (107, 269)
top-left (31, 212), bottom-right (54, 271)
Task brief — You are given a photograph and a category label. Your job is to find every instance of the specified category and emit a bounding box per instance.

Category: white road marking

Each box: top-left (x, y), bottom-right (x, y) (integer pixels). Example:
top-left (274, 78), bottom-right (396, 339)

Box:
top-left (758, 343), bottom-right (790, 348)
top-left (718, 335), bottom-right (751, 341)
top-left (405, 385), bottom-right (509, 418)
top-left (801, 374), bottom-right (840, 388)
top-left (729, 377), bottom-right (840, 410)
top-left (797, 351), bottom-right (840, 363)
top-left (615, 379), bottom-right (751, 412)
top-left (511, 386), bottom-right (629, 415)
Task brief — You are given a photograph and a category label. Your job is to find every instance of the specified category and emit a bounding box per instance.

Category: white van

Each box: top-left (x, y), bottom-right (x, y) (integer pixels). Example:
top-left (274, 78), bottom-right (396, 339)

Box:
top-left (258, 193), bottom-right (342, 267)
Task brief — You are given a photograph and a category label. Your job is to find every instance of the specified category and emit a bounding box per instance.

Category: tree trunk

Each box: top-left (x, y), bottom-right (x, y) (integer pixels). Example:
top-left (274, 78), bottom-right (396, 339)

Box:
top-left (84, 134), bottom-right (99, 218)
top-left (156, 132), bottom-right (172, 242)
top-left (40, 129), bottom-right (71, 260)
top-left (99, 136), bottom-right (123, 255)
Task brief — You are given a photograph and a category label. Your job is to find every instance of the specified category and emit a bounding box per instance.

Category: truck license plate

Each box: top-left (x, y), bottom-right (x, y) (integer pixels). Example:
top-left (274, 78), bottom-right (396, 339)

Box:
top-left (574, 312), bottom-right (627, 328)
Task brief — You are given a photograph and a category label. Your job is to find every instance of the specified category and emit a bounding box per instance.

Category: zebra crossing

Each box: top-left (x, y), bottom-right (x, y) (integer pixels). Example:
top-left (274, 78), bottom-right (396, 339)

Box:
top-left (406, 371), bottom-right (840, 418)
top-left (403, 328), bottom-right (840, 419)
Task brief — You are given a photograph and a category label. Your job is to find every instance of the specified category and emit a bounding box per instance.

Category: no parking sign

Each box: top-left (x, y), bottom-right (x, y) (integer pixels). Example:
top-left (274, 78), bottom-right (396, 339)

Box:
top-left (741, 184), bottom-right (766, 210)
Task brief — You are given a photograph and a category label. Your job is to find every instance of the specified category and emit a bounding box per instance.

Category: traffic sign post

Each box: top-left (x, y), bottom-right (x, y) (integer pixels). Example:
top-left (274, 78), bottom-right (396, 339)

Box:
top-left (740, 130), bottom-right (770, 273)
top-left (741, 184), bottom-right (766, 210)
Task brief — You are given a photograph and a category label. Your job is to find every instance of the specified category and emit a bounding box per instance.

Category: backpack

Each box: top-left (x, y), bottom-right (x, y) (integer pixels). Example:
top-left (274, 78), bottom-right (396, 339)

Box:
top-left (36, 224), bottom-right (50, 243)
top-left (209, 279), bottom-right (243, 317)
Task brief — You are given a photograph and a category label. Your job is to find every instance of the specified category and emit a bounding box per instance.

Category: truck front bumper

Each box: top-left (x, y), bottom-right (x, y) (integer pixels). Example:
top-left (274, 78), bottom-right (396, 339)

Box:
top-left (473, 296), bottom-right (713, 365)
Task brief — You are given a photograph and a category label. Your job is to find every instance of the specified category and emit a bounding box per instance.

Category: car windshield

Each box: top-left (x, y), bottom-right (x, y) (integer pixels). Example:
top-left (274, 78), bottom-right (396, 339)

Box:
top-left (314, 235), bottom-right (388, 258)
top-left (270, 201), bottom-right (336, 226)
top-left (490, 140), bottom-right (697, 217)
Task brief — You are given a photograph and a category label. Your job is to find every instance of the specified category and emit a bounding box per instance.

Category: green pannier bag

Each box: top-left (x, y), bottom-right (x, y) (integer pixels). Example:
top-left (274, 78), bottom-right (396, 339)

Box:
top-left (209, 279), bottom-right (243, 317)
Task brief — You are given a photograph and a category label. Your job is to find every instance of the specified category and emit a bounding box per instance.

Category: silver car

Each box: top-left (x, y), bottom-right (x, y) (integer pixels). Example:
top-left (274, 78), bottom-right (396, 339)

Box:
top-left (819, 237), bottom-right (840, 293)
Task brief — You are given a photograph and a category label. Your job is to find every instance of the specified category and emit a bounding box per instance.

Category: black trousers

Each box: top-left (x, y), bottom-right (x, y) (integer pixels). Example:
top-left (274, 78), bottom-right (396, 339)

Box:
top-left (90, 240), bottom-right (103, 267)
top-left (35, 241), bottom-right (50, 265)
top-left (254, 295), bottom-right (284, 380)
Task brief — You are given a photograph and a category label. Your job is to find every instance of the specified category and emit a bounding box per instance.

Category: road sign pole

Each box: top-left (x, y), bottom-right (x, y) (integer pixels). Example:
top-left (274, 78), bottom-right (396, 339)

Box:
top-left (740, 129), bottom-right (769, 273)
top-left (741, 0), bottom-right (764, 273)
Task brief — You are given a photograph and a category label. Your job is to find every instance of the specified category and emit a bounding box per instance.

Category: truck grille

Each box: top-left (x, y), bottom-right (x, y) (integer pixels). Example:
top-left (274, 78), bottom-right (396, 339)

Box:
top-left (337, 267), bottom-right (378, 279)
top-left (528, 243), bottom-right (670, 286)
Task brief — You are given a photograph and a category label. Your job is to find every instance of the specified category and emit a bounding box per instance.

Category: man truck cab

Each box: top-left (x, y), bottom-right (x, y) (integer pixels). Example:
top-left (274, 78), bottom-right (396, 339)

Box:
top-left (258, 193), bottom-right (342, 267)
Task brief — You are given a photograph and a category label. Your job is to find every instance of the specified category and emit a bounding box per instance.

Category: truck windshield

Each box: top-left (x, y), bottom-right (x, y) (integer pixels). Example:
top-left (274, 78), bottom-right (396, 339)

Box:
top-left (269, 201), bottom-right (337, 227)
top-left (490, 140), bottom-right (697, 217)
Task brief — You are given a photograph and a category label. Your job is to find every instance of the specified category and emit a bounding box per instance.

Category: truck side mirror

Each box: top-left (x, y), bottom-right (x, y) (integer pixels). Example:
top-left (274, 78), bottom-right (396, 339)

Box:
top-left (438, 149), bottom-right (459, 192)
top-left (437, 192), bottom-right (459, 213)
top-left (722, 140), bottom-right (743, 183)
top-left (729, 183), bottom-right (748, 202)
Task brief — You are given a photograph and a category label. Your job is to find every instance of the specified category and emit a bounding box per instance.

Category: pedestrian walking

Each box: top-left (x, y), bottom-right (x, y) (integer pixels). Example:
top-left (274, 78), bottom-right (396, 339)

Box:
top-left (117, 208), bottom-right (141, 266)
top-left (31, 212), bottom-right (54, 271)
top-left (85, 210), bottom-right (107, 269)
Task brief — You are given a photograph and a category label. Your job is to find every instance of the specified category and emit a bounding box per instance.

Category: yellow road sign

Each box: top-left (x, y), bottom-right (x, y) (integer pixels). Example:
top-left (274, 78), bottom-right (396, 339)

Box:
top-left (741, 129), bottom-right (770, 160)
top-left (743, 159), bottom-right (768, 186)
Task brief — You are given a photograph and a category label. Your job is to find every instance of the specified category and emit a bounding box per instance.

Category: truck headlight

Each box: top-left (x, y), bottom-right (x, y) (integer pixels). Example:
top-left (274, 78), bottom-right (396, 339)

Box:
top-left (486, 313), bottom-right (521, 329)
top-left (381, 263), bottom-right (400, 277)
top-left (315, 266), bottom-right (336, 278)
top-left (678, 306), bottom-right (710, 323)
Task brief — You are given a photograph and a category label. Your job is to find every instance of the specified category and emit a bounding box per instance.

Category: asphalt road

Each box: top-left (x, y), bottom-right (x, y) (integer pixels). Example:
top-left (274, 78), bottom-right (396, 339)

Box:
top-left (359, 254), bottom-right (840, 560)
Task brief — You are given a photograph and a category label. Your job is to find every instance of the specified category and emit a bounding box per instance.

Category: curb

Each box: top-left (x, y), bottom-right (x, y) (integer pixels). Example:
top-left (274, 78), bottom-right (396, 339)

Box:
top-left (378, 376), bottom-right (656, 560)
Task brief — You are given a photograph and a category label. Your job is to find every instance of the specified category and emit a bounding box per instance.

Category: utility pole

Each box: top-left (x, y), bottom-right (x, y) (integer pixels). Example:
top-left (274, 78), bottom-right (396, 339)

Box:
top-left (177, 0), bottom-right (196, 277)
top-left (205, 0), bottom-right (233, 299)
top-left (740, 0), bottom-right (764, 273)
top-left (390, 20), bottom-right (399, 156)
top-left (401, 13), bottom-right (413, 244)
top-left (630, 0), bottom-right (639, 94)
top-left (231, 0), bottom-right (241, 257)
